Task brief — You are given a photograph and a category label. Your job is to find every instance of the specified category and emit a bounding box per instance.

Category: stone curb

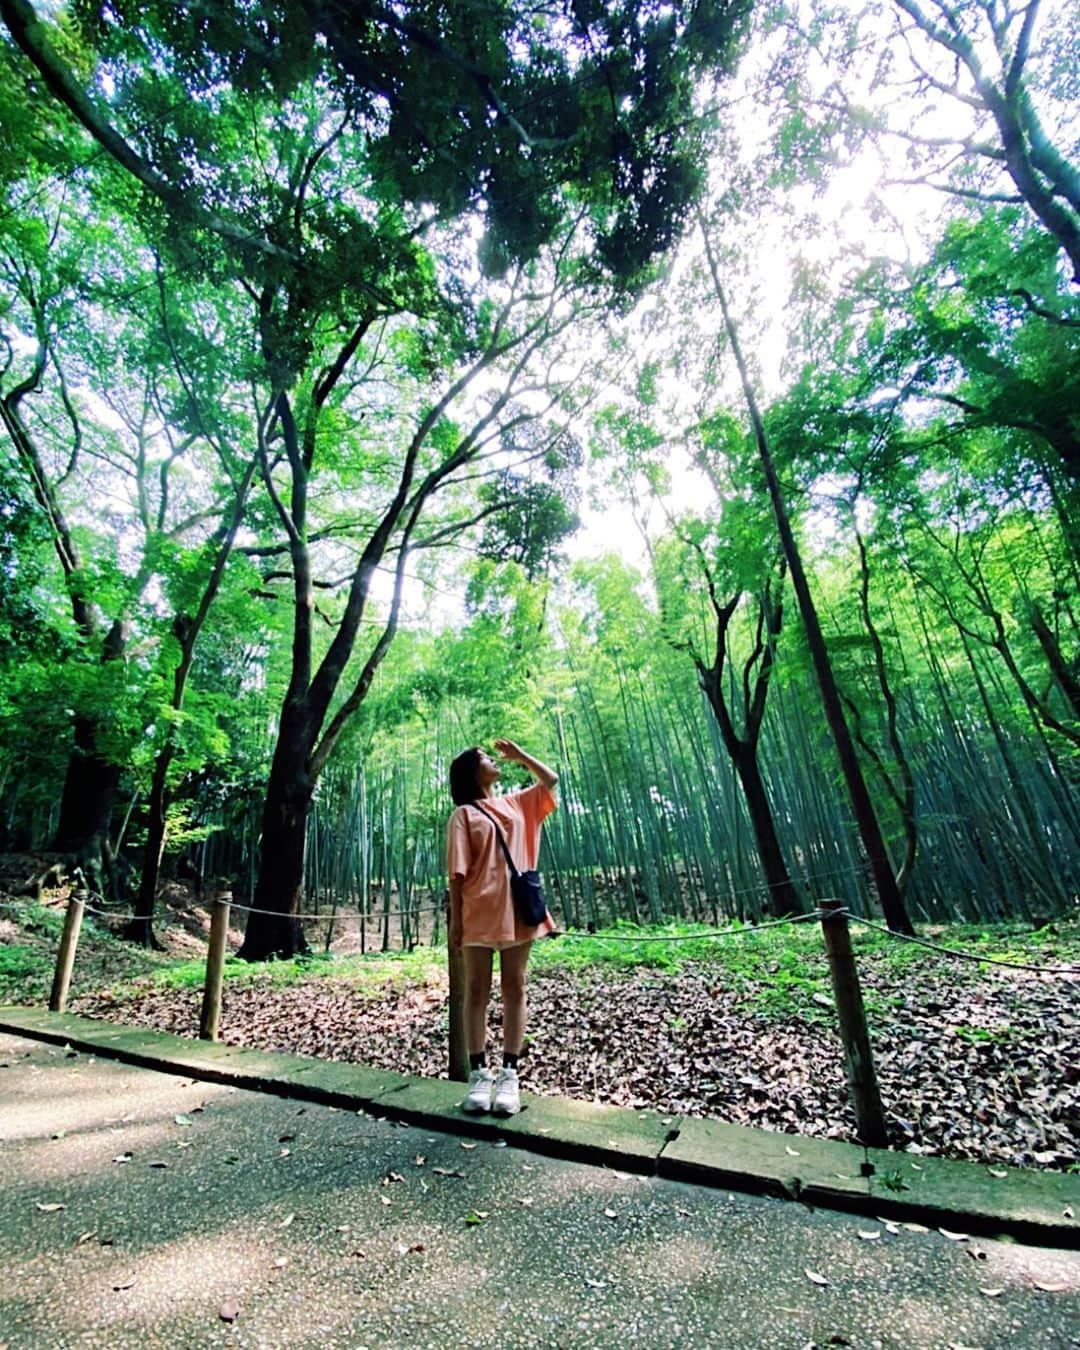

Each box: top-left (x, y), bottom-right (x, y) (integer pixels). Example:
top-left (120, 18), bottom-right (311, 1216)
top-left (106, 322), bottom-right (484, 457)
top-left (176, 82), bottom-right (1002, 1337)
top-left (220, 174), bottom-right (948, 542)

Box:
top-left (2, 1006), bottom-right (1077, 1248)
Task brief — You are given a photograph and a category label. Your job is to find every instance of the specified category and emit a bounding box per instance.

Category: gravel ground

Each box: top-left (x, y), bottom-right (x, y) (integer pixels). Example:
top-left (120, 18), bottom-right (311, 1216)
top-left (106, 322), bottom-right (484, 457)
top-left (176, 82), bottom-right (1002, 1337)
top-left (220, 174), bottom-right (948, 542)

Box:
top-left (1, 1032), bottom-right (1078, 1350)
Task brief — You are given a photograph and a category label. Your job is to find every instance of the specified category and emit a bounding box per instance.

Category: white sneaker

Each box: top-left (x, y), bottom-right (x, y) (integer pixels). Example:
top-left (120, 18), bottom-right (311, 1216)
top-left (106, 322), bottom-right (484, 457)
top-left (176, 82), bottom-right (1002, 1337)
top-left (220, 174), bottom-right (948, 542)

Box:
top-left (461, 1067), bottom-right (495, 1113)
top-left (492, 1067), bottom-right (521, 1116)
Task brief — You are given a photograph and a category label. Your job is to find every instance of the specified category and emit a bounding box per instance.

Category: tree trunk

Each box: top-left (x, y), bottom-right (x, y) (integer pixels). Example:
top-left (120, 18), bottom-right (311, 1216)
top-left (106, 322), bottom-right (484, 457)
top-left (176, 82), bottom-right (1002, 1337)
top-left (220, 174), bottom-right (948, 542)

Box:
top-left (1030, 604), bottom-right (1080, 720)
top-left (123, 743), bottom-right (172, 949)
top-left (52, 715), bottom-right (122, 858)
top-left (236, 710), bottom-right (313, 960)
top-left (733, 745), bottom-right (803, 918)
top-left (699, 218), bottom-right (914, 934)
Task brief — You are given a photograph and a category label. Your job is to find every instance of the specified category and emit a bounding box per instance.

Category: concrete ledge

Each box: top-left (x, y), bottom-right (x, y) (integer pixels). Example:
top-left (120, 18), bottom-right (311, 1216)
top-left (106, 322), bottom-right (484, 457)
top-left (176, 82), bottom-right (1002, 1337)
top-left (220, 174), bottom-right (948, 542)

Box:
top-left (3, 1005), bottom-right (1077, 1248)
top-left (660, 1115), bottom-right (1080, 1245)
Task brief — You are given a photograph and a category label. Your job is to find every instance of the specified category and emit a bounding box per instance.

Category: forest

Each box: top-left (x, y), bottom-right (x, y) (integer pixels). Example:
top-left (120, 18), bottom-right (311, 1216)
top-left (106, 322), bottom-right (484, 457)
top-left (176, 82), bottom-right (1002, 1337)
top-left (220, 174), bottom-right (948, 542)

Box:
top-left (0, 0), bottom-right (1078, 1165)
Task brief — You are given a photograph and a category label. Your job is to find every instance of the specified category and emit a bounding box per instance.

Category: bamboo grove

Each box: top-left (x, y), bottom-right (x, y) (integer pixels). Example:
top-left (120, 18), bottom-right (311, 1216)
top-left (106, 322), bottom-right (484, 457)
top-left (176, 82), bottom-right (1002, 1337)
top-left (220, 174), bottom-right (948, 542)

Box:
top-left (0, 0), bottom-right (1077, 953)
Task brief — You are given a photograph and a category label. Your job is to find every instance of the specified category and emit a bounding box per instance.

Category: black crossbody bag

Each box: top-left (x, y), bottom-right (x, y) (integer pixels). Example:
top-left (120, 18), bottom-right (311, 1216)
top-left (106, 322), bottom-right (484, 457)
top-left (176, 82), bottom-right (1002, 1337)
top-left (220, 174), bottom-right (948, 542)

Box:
top-left (470, 802), bottom-right (548, 927)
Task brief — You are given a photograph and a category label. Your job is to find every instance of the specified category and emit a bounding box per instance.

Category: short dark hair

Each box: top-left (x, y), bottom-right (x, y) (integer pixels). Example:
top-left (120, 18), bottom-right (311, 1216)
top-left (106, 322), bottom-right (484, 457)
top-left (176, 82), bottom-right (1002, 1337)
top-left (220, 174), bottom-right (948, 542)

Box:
top-left (449, 747), bottom-right (483, 806)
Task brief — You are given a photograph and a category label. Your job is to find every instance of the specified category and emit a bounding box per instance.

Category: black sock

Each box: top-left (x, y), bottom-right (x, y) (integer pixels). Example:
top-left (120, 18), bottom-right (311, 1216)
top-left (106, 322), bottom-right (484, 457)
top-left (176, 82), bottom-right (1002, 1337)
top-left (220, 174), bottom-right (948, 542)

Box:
top-left (469, 1052), bottom-right (486, 1072)
top-left (502, 1052), bottom-right (519, 1070)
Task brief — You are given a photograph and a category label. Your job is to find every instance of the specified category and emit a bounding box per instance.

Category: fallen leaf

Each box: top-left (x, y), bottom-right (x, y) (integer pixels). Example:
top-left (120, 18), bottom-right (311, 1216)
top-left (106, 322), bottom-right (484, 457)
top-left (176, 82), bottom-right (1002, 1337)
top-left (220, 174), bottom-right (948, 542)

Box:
top-left (218, 1300), bottom-right (239, 1323)
top-left (36, 1202), bottom-right (65, 1212)
top-left (414, 1155), bottom-right (426, 1167)
top-left (464, 1211), bottom-right (489, 1225)
top-left (460, 1142), bottom-right (478, 1151)
top-left (174, 1114), bottom-right (194, 1127)
top-left (112, 1153), bottom-right (132, 1165)
top-left (1031, 1280), bottom-right (1070, 1293)
top-left (351, 1248), bottom-right (366, 1258)
top-left (585, 1278), bottom-right (607, 1289)
top-left (857, 1230), bottom-right (881, 1241)
top-left (979, 1287), bottom-right (1004, 1298)
top-left (147, 1161), bottom-right (169, 1170)
top-left (380, 1195), bottom-right (392, 1206)
top-left (903, 1222), bottom-right (929, 1233)
top-left (603, 1208), bottom-right (618, 1220)
top-left (939, 1228), bottom-right (969, 1242)
top-left (279, 1213), bottom-right (295, 1228)
top-left (988, 1168), bottom-right (1007, 1178)
top-left (271, 1256), bottom-right (288, 1269)
top-left (805, 1268), bottom-right (828, 1286)
top-left (433, 1167), bottom-right (464, 1178)
top-left (785, 1145), bottom-right (801, 1157)
top-left (493, 1140), bottom-right (508, 1148)
top-left (112, 1279), bottom-right (136, 1292)
top-left (75, 1231), bottom-right (97, 1246)
top-left (518, 1197), bottom-right (534, 1207)
top-left (279, 1148), bottom-right (291, 1159)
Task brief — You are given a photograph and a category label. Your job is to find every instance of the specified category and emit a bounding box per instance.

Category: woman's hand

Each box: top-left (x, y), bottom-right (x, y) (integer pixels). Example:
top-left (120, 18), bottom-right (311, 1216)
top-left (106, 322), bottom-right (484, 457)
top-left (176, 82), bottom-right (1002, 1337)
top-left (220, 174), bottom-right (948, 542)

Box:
top-left (493, 739), bottom-right (558, 791)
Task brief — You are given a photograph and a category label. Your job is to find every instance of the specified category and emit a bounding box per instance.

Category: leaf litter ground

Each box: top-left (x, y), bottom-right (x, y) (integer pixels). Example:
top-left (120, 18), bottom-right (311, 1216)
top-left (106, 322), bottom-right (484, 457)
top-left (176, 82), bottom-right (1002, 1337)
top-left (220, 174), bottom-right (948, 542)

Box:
top-left (44, 912), bottom-right (1079, 1176)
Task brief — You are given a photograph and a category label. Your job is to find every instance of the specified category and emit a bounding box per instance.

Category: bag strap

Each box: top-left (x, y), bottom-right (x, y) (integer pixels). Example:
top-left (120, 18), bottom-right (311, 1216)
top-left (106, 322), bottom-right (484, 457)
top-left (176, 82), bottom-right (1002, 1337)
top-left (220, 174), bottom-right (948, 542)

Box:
top-left (469, 802), bottom-right (521, 879)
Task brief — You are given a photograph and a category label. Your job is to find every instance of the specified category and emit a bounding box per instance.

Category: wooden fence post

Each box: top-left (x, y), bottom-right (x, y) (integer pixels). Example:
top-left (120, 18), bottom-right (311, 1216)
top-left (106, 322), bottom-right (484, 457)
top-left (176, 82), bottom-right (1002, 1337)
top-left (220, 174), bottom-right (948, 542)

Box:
top-left (819, 897), bottom-right (887, 1148)
top-left (446, 892), bottom-right (468, 1082)
top-left (199, 889), bottom-right (232, 1042)
top-left (49, 891), bottom-right (86, 1014)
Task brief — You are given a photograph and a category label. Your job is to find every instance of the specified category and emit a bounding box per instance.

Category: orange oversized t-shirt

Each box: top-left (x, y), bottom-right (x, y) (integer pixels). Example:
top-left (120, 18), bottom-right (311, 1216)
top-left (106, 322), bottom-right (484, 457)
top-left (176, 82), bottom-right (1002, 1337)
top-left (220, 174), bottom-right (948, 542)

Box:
top-left (446, 783), bottom-right (557, 950)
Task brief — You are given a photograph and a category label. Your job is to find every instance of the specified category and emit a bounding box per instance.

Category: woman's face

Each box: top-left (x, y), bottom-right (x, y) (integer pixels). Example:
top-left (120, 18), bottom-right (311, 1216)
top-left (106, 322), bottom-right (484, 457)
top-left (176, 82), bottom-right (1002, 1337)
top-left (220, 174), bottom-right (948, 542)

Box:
top-left (476, 748), bottom-right (501, 788)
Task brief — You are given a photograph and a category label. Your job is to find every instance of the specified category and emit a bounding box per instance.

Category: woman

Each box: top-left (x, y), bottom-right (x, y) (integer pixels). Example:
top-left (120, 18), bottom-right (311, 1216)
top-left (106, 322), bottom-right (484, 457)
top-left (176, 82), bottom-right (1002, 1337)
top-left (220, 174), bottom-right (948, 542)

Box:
top-left (446, 738), bottom-right (558, 1115)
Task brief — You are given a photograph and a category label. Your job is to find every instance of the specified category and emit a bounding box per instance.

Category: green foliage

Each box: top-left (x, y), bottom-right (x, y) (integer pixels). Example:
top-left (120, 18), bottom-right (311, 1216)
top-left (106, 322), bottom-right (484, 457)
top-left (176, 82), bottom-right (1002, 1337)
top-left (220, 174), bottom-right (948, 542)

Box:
top-left (58, 0), bottom-right (749, 292)
top-left (150, 950), bottom-right (333, 992)
top-left (0, 943), bottom-right (53, 993)
top-left (1, 0), bottom-right (1078, 947)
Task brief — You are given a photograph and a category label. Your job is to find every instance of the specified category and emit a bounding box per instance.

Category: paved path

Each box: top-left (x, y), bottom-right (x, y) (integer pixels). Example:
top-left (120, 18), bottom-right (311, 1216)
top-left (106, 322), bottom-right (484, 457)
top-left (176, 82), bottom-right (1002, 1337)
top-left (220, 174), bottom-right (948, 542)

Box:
top-left (1, 1033), bottom-right (1078, 1349)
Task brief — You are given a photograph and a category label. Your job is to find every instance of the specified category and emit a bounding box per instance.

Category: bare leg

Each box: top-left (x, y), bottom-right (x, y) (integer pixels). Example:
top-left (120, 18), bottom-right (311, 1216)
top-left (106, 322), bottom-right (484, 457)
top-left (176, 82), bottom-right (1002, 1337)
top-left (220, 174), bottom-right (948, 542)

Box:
top-left (499, 941), bottom-right (532, 1057)
top-left (463, 946), bottom-right (494, 1058)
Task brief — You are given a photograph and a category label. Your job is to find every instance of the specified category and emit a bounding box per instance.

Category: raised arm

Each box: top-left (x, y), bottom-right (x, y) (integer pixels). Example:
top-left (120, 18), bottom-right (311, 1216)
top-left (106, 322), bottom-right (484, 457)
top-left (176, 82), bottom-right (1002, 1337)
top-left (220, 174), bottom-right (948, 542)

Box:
top-left (493, 739), bottom-right (558, 791)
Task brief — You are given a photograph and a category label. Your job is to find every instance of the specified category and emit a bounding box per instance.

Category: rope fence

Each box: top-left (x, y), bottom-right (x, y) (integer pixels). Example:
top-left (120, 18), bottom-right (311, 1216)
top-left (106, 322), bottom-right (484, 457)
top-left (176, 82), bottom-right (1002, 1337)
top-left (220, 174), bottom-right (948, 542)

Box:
top-left (31, 881), bottom-right (1079, 1151)
top-left (15, 887), bottom-right (1076, 972)
top-left (847, 914), bottom-right (1080, 976)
